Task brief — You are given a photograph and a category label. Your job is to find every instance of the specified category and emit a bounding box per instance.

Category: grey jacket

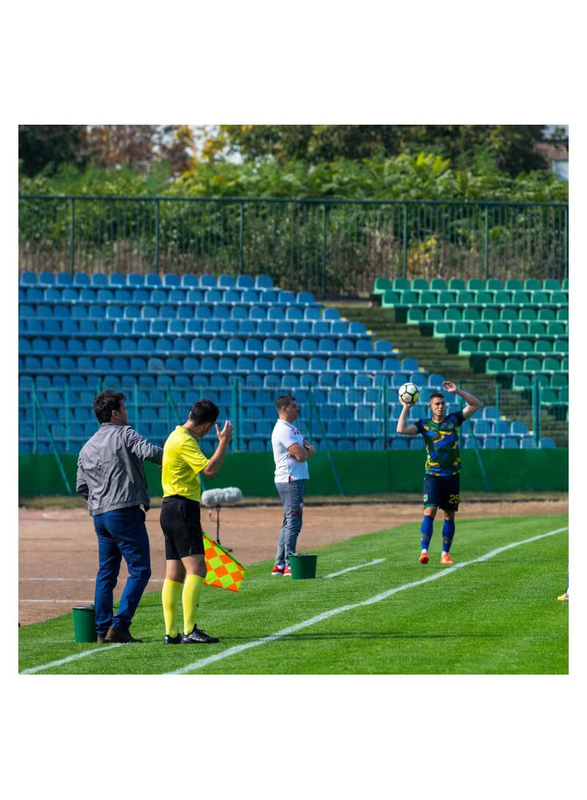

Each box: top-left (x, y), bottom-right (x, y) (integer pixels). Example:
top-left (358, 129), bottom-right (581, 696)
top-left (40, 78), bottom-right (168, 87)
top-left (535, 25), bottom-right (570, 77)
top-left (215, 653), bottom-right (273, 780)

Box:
top-left (76, 423), bottom-right (163, 517)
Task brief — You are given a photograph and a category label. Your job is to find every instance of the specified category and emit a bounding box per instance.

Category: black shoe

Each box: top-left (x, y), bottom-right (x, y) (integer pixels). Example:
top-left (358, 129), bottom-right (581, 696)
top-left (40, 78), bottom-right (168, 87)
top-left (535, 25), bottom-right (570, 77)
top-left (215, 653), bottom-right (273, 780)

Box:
top-left (104, 626), bottom-right (142, 643)
top-left (164, 633), bottom-right (183, 645)
top-left (182, 625), bottom-right (219, 644)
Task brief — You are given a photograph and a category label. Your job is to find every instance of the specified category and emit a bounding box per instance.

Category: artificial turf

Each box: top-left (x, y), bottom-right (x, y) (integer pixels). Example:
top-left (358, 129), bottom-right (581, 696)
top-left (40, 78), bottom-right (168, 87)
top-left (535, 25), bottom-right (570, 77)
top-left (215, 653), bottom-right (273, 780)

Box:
top-left (19, 514), bottom-right (568, 675)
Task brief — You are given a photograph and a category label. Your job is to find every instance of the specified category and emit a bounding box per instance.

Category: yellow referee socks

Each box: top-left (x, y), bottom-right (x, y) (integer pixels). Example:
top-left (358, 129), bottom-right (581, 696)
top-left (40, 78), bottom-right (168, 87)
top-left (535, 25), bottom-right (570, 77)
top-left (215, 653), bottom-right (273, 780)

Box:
top-left (162, 579), bottom-right (183, 637)
top-left (182, 574), bottom-right (204, 635)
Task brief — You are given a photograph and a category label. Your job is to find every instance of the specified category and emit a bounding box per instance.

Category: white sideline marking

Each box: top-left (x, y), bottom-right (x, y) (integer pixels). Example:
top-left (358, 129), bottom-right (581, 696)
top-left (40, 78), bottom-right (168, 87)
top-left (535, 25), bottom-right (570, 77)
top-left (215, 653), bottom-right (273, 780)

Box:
top-left (20, 644), bottom-right (123, 674)
top-left (323, 559), bottom-right (386, 579)
top-left (167, 526), bottom-right (568, 675)
top-left (20, 599), bottom-right (95, 604)
top-left (21, 526), bottom-right (567, 676)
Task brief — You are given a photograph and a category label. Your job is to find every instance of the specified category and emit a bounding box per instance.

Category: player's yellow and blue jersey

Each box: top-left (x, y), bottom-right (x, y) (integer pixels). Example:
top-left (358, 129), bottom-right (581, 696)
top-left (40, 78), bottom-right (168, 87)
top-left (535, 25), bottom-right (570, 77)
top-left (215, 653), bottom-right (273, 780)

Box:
top-left (415, 411), bottom-right (465, 476)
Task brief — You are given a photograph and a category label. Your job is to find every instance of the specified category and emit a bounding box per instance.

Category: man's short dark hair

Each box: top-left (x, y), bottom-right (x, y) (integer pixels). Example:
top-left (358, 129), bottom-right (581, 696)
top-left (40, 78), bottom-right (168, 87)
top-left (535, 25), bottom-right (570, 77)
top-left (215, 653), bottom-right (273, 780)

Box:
top-left (429, 392), bottom-right (445, 403)
top-left (276, 395), bottom-right (296, 412)
top-left (94, 390), bottom-right (126, 424)
top-left (189, 398), bottom-right (220, 426)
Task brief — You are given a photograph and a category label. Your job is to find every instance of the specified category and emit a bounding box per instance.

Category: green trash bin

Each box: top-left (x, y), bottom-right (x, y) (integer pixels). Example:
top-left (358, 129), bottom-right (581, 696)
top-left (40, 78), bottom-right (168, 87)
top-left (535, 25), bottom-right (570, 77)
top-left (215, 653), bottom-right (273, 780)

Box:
top-left (72, 605), bottom-right (97, 643)
top-left (289, 553), bottom-right (318, 580)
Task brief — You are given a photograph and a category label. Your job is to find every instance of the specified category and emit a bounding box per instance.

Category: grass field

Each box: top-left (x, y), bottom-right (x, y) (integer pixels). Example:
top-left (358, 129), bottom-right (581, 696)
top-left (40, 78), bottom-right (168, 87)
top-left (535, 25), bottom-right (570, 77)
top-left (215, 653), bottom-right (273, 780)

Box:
top-left (19, 514), bottom-right (568, 675)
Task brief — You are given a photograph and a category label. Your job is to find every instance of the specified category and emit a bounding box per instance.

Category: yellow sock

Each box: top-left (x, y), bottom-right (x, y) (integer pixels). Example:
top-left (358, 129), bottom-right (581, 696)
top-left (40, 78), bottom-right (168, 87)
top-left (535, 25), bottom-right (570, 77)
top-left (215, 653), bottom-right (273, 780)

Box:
top-left (182, 574), bottom-right (204, 635)
top-left (162, 579), bottom-right (183, 637)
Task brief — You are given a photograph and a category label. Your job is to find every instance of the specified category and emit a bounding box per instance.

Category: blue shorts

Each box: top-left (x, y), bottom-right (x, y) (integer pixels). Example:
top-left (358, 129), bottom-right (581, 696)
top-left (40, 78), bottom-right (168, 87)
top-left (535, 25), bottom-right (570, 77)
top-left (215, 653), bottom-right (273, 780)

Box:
top-left (423, 474), bottom-right (460, 513)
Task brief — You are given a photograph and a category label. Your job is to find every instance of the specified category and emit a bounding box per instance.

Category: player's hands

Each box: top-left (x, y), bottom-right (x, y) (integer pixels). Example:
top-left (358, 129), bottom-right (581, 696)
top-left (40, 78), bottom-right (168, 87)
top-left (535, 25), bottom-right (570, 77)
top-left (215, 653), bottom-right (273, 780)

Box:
top-left (216, 420), bottom-right (234, 444)
top-left (399, 398), bottom-right (412, 409)
top-left (442, 381), bottom-right (458, 393)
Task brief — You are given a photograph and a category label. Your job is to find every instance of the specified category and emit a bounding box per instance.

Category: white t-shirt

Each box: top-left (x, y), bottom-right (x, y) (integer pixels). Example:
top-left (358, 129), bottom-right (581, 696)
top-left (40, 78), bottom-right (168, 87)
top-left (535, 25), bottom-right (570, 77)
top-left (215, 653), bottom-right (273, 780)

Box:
top-left (271, 419), bottom-right (310, 483)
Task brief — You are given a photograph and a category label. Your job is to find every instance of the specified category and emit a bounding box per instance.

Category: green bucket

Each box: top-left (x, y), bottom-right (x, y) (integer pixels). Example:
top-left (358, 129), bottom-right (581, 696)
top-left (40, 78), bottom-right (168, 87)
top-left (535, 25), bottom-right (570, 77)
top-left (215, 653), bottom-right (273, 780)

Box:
top-left (72, 605), bottom-right (97, 643)
top-left (289, 552), bottom-right (318, 580)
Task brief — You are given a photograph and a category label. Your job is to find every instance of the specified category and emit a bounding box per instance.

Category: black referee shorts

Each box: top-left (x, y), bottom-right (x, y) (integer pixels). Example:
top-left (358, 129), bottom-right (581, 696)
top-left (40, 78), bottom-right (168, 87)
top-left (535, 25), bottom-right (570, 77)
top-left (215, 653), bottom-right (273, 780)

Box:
top-left (160, 495), bottom-right (205, 560)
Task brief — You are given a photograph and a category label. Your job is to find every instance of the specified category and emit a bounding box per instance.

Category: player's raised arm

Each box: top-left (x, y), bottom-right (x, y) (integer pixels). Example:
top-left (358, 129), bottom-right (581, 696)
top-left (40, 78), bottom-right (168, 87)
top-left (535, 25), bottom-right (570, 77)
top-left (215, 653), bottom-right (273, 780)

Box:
top-left (396, 400), bottom-right (419, 436)
top-left (442, 381), bottom-right (483, 420)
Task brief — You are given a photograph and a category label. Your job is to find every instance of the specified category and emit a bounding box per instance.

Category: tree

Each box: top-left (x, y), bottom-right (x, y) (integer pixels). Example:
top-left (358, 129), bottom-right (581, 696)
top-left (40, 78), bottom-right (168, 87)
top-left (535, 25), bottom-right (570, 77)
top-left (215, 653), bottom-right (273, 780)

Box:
top-left (19, 125), bottom-right (87, 176)
top-left (83, 125), bottom-right (197, 176)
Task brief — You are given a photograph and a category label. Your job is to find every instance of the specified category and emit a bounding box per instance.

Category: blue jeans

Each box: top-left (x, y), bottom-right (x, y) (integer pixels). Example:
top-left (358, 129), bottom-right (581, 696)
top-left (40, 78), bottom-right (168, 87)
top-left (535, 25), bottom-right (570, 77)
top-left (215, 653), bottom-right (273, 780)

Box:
top-left (275, 480), bottom-right (305, 566)
top-left (93, 506), bottom-right (151, 636)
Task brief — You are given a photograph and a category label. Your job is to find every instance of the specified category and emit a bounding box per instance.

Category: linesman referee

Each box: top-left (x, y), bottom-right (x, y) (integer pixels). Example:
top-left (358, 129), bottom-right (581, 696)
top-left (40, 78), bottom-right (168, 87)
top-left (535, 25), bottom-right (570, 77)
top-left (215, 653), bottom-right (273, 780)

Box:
top-left (159, 399), bottom-right (233, 645)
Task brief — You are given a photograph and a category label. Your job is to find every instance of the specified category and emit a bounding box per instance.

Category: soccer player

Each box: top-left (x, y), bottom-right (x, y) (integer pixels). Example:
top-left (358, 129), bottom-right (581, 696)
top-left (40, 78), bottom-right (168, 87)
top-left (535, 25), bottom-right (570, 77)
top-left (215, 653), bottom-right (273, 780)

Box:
top-left (270, 395), bottom-right (316, 576)
top-left (397, 380), bottom-right (482, 564)
top-left (159, 399), bottom-right (233, 645)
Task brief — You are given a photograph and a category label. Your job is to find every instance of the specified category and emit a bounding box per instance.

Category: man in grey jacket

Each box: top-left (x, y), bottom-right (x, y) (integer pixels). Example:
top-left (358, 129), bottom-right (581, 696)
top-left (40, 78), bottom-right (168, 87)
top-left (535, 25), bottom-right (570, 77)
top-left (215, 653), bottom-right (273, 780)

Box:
top-left (76, 390), bottom-right (163, 643)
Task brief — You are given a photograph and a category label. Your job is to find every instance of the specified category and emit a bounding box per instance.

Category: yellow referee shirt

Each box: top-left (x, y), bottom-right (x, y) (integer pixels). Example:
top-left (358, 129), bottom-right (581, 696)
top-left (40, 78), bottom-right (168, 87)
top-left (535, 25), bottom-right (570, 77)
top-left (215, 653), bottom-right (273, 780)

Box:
top-left (162, 426), bottom-right (210, 502)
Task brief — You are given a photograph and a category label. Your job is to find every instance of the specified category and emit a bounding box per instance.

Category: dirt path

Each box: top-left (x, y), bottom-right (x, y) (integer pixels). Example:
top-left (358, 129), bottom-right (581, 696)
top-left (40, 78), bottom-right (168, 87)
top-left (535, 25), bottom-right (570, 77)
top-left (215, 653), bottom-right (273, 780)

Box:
top-left (19, 499), bottom-right (568, 625)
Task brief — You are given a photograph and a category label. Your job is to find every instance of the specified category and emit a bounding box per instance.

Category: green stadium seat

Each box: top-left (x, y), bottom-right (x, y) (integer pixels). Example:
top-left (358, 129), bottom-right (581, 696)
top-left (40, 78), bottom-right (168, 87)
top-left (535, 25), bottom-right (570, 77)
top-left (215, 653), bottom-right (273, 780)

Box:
top-left (531, 373), bottom-right (550, 388)
top-left (453, 320), bottom-right (472, 335)
top-left (551, 291), bottom-right (567, 307)
top-left (398, 290), bottom-right (419, 307)
top-left (458, 339), bottom-right (477, 355)
top-left (537, 308), bottom-right (555, 321)
top-left (471, 321), bottom-right (490, 336)
top-left (519, 308), bottom-right (537, 321)
top-left (504, 357), bottom-right (523, 372)
top-left (373, 278), bottom-right (393, 295)
top-left (505, 278), bottom-right (523, 291)
top-left (515, 340), bottom-right (533, 354)
top-left (438, 291), bottom-right (456, 305)
top-left (543, 357), bottom-right (560, 372)
top-left (551, 373), bottom-right (568, 388)
top-left (411, 278), bottom-right (428, 292)
top-left (490, 321), bottom-right (509, 336)
top-left (448, 278), bottom-right (466, 291)
top-left (456, 291), bottom-right (475, 306)
top-left (467, 279), bottom-right (485, 292)
top-left (522, 358), bottom-right (541, 373)
top-left (512, 291), bottom-right (531, 305)
top-left (481, 308), bottom-right (499, 321)
top-left (562, 278), bottom-right (568, 291)
top-left (528, 322), bottom-right (546, 337)
top-left (556, 307), bottom-right (568, 321)
top-left (540, 389), bottom-right (559, 405)
top-left (512, 374), bottom-right (531, 390)
top-left (462, 307), bottom-right (481, 322)
top-left (434, 321), bottom-right (453, 337)
top-left (532, 291), bottom-right (550, 306)
top-left (475, 290), bottom-right (494, 306)
top-left (535, 339), bottom-right (553, 355)
top-left (392, 278), bottom-right (411, 291)
top-left (524, 279), bottom-right (542, 291)
top-left (496, 339), bottom-right (515, 354)
top-left (500, 308), bottom-right (517, 322)
top-left (509, 321), bottom-right (527, 337)
top-left (407, 308), bottom-right (425, 324)
top-left (547, 321), bottom-right (565, 336)
top-left (478, 340), bottom-right (496, 354)
top-left (444, 308), bottom-right (462, 321)
top-left (543, 279), bottom-right (561, 291)
top-left (430, 278), bottom-right (447, 291)
top-left (485, 358), bottom-right (504, 374)
top-left (419, 290), bottom-right (439, 305)
top-left (494, 291), bottom-right (512, 306)
top-left (381, 290), bottom-right (401, 307)
top-left (486, 279), bottom-right (503, 291)
top-left (553, 339), bottom-right (569, 354)
top-left (561, 357), bottom-right (568, 371)
top-left (425, 308), bottom-right (443, 322)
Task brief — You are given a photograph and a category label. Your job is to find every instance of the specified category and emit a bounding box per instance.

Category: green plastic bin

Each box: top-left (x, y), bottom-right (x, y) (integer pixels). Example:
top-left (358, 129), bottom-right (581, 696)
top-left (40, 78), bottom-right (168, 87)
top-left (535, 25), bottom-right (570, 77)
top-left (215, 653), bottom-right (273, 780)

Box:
top-left (72, 605), bottom-right (97, 643)
top-left (289, 553), bottom-right (318, 580)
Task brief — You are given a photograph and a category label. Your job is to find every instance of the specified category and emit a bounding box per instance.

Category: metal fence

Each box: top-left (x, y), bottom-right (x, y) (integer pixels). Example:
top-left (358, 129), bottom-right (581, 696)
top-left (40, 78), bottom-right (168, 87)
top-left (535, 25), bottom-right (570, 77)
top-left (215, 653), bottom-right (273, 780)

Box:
top-left (19, 196), bottom-right (568, 297)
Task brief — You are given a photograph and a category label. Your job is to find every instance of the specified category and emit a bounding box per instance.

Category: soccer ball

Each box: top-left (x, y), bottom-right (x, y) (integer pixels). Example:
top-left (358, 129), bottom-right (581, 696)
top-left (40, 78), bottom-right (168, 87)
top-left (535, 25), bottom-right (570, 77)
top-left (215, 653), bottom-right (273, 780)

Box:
top-left (398, 382), bottom-right (420, 404)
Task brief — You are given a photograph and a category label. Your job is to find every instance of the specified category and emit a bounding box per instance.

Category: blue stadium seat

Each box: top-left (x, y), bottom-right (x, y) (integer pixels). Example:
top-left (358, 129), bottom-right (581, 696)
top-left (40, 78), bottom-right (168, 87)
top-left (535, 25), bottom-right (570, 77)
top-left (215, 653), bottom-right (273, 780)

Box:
top-left (146, 274), bottom-right (162, 287)
top-left (501, 437), bottom-right (519, 449)
top-left (255, 275), bottom-right (273, 290)
top-left (236, 275), bottom-right (254, 290)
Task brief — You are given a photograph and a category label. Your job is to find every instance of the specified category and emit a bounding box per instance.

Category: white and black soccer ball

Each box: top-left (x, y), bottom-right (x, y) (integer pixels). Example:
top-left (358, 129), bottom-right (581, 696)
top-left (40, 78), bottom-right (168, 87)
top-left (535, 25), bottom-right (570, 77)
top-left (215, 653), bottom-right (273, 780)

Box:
top-left (398, 382), bottom-right (420, 404)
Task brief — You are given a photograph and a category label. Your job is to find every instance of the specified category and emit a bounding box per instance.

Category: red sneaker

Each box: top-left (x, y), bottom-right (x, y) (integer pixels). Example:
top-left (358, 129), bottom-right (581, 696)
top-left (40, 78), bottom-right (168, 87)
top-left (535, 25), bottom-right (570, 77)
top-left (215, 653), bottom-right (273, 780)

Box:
top-left (440, 552), bottom-right (453, 564)
top-left (283, 565), bottom-right (292, 576)
top-left (419, 551), bottom-right (429, 564)
top-left (271, 564), bottom-right (285, 576)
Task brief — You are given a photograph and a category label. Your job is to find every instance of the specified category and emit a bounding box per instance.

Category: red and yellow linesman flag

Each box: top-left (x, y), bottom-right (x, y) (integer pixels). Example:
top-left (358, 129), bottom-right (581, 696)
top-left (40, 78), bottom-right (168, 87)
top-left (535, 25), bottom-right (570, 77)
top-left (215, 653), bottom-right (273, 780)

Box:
top-left (202, 532), bottom-right (247, 593)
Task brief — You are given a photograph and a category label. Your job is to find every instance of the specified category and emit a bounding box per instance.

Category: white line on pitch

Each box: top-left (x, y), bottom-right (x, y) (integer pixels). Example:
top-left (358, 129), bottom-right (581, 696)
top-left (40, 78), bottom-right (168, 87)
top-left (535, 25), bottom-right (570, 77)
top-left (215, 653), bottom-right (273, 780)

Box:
top-left (167, 526), bottom-right (568, 675)
top-left (323, 559), bottom-right (386, 579)
top-left (19, 599), bottom-right (95, 603)
top-left (20, 577), bottom-right (165, 582)
top-left (20, 643), bottom-right (124, 674)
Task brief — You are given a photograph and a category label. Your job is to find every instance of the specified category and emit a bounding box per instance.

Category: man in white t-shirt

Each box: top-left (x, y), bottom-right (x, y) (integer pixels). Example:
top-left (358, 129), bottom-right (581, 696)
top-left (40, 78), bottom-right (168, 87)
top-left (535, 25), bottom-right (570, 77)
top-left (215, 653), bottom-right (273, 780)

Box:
top-left (270, 395), bottom-right (316, 576)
